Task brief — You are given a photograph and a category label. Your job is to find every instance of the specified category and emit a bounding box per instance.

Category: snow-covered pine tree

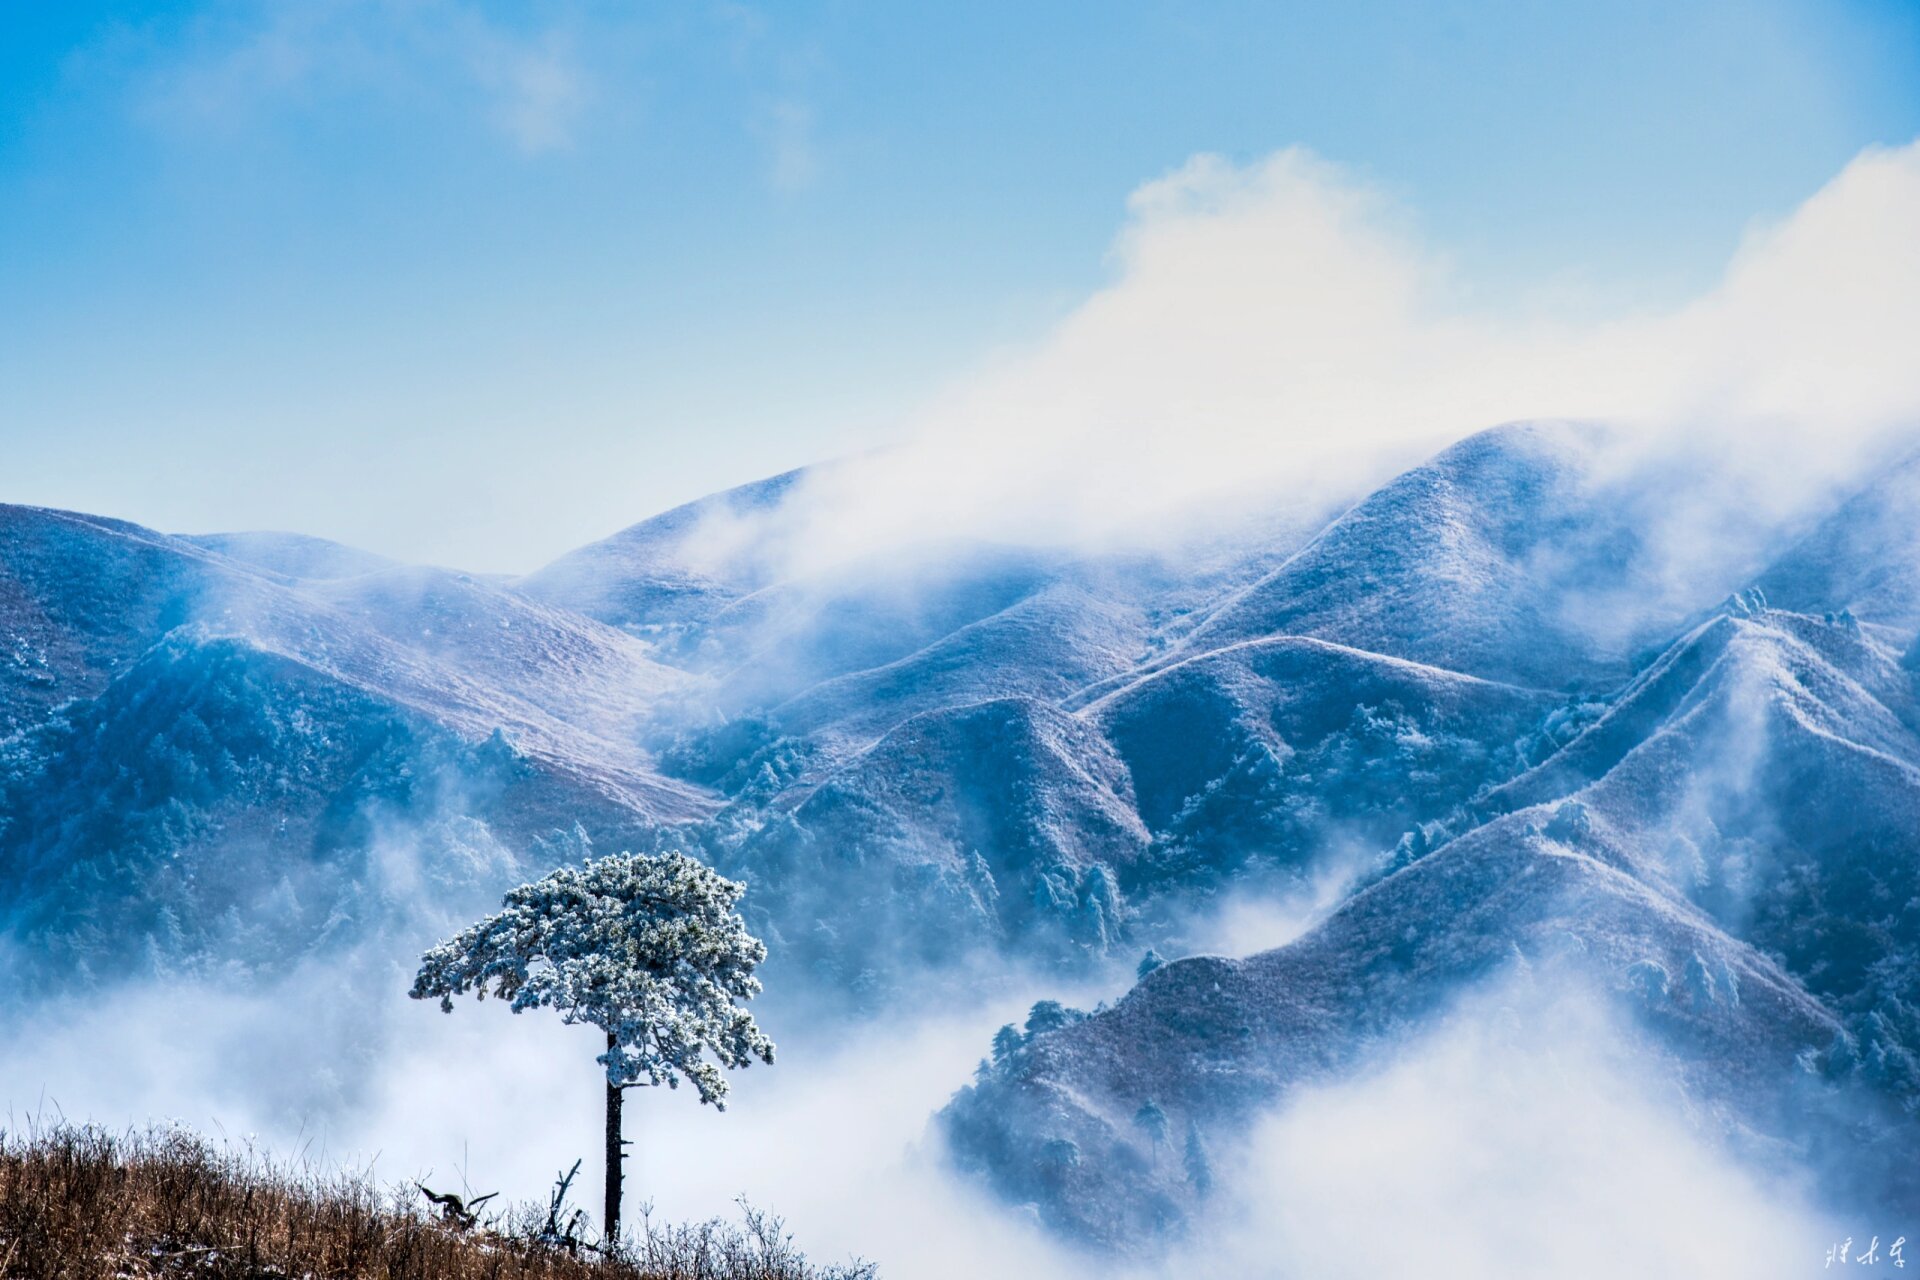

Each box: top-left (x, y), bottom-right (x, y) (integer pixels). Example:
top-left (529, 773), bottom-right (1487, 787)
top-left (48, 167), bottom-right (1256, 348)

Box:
top-left (1133, 1099), bottom-right (1169, 1157)
top-left (1024, 999), bottom-right (1083, 1036)
top-left (409, 850), bottom-right (774, 1246)
top-left (1183, 1118), bottom-right (1213, 1198)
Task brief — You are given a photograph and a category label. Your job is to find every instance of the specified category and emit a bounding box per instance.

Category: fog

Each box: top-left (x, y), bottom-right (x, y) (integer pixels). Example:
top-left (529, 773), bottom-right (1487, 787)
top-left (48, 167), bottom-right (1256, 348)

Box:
top-left (0, 951), bottom-right (1102, 1277)
top-left (0, 875), bottom-right (1848, 1280)
top-left (1182, 980), bottom-right (1839, 1280)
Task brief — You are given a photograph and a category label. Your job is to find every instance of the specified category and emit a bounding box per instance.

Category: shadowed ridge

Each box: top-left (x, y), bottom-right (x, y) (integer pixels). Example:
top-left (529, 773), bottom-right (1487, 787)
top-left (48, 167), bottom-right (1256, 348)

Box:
top-left (764, 580), bottom-right (1150, 748)
top-left (1084, 632), bottom-right (1548, 838)
top-left (0, 502), bottom-right (282, 736)
top-left (715, 696), bottom-right (1151, 986)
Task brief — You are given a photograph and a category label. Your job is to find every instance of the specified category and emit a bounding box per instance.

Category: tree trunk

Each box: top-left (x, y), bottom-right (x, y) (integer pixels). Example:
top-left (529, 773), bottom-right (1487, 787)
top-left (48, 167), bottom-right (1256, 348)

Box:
top-left (604, 1032), bottom-right (624, 1247)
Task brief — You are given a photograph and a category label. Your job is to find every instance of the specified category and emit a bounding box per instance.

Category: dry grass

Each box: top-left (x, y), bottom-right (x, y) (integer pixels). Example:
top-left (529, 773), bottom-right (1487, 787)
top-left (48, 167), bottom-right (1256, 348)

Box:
top-left (0, 1123), bottom-right (874, 1280)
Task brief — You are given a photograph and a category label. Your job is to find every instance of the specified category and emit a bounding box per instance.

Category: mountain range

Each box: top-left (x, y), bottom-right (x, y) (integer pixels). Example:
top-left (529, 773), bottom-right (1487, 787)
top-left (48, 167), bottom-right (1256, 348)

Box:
top-left (6, 419), bottom-right (1919, 1247)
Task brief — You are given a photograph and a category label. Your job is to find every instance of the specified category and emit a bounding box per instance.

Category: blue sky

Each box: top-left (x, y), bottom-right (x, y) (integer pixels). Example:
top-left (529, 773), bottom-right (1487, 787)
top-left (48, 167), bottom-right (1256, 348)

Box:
top-left (3, 0), bottom-right (1917, 570)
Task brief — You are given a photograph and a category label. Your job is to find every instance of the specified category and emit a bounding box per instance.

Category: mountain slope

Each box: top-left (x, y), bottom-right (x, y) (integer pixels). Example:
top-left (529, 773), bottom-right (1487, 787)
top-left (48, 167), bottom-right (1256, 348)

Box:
top-left (181, 530), bottom-right (398, 581)
top-left (942, 820), bottom-right (1847, 1247)
top-left (0, 503), bottom-right (704, 808)
top-left (760, 582), bottom-right (1149, 748)
top-left (1083, 635), bottom-right (1548, 856)
top-left (0, 504), bottom-right (714, 985)
top-left (0, 632), bottom-right (534, 977)
top-left (1476, 608), bottom-right (1920, 1065)
top-left (0, 505), bottom-right (258, 737)
top-left (1180, 422), bottom-right (1665, 689)
top-left (713, 696), bottom-right (1152, 990)
top-left (941, 605), bottom-right (1920, 1245)
top-left (1758, 449), bottom-right (1920, 632)
top-left (516, 468), bottom-right (808, 638)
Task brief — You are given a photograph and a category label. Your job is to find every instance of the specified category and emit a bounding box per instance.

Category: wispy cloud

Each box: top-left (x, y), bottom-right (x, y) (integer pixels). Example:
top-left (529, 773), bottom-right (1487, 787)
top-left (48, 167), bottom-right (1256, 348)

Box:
top-left (725, 5), bottom-right (826, 193)
top-left (462, 24), bottom-right (590, 155)
top-left (132, 1), bottom-right (594, 155)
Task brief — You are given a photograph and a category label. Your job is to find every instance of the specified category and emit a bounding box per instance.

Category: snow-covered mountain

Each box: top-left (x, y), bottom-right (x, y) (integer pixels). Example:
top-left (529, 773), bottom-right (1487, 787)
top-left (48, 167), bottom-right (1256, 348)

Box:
top-left (7, 418), bottom-right (1920, 1241)
top-left (941, 600), bottom-right (1920, 1246)
top-left (1179, 424), bottom-right (1670, 689)
top-left (516, 467), bottom-right (809, 638)
top-left (0, 505), bottom-right (708, 985)
top-left (1758, 448), bottom-right (1920, 633)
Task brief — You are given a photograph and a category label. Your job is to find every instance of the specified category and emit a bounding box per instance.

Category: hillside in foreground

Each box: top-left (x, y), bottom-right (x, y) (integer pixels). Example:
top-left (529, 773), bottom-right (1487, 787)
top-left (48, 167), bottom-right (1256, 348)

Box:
top-left (0, 1124), bottom-right (874, 1280)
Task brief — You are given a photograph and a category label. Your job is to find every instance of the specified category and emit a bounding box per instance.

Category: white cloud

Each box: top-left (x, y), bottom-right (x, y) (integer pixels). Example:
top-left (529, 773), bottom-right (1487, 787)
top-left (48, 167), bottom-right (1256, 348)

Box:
top-left (1185, 981), bottom-right (1836, 1280)
top-left (135, 1), bottom-right (593, 155)
top-left (740, 140), bottom-right (1920, 577)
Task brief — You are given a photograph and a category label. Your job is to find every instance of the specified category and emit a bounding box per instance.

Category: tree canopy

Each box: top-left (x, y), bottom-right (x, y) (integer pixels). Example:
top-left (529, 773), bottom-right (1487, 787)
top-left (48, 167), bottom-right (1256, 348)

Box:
top-left (409, 850), bottom-right (775, 1106)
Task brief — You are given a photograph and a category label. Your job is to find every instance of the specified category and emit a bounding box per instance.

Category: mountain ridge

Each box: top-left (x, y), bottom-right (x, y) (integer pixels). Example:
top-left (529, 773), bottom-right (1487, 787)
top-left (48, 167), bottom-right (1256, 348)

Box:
top-left (8, 420), bottom-right (1920, 1243)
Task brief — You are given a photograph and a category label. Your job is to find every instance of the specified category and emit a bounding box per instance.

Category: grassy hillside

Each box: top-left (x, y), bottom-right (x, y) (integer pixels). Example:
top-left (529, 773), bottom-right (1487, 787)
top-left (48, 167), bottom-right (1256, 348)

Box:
top-left (0, 1124), bottom-right (873, 1280)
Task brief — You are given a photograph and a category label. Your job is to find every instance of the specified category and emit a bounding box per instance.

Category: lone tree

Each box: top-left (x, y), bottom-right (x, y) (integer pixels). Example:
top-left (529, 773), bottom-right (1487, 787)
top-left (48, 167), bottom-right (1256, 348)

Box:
top-left (410, 850), bottom-right (774, 1245)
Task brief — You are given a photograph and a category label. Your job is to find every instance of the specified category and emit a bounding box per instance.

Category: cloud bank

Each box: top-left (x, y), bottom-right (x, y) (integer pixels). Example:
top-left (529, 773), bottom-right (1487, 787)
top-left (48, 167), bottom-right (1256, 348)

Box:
top-left (1186, 981), bottom-right (1836, 1280)
top-left (723, 140), bottom-right (1920, 577)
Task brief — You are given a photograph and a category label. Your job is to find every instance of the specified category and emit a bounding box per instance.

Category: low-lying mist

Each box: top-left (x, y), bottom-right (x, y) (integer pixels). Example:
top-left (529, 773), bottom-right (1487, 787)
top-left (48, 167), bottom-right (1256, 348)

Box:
top-left (1182, 978), bottom-right (1839, 1280)
top-left (0, 882), bottom-right (1850, 1280)
top-left (0, 949), bottom-right (1102, 1276)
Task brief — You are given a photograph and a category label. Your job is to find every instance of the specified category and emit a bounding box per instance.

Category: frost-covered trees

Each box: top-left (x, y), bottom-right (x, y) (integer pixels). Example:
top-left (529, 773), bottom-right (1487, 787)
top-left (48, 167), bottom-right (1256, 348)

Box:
top-left (1149, 701), bottom-right (1503, 889)
top-left (1183, 1119), bottom-right (1213, 1198)
top-left (1133, 1100), bottom-right (1169, 1157)
top-left (1024, 999), bottom-right (1086, 1036)
top-left (410, 850), bottom-right (775, 1245)
top-left (1544, 799), bottom-right (1592, 844)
